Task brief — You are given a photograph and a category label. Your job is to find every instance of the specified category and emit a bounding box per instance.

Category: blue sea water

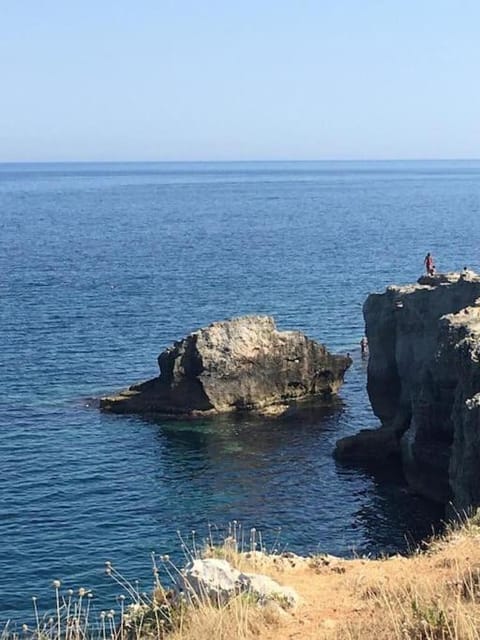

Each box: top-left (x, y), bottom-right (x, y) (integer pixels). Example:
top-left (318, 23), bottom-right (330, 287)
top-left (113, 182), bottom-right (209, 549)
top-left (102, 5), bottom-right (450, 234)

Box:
top-left (1, 160), bottom-right (479, 622)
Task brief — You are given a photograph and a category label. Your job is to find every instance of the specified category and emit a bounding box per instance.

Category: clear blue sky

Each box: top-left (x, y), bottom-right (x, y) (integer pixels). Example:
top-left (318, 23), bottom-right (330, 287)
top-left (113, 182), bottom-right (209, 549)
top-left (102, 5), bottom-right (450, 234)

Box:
top-left (1, 0), bottom-right (479, 161)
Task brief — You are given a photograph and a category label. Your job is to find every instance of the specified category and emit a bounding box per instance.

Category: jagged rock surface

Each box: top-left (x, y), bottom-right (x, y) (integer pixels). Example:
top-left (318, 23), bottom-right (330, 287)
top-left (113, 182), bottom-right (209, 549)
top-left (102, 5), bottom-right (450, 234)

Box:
top-left (336, 271), bottom-right (480, 510)
top-left (100, 316), bottom-right (351, 417)
top-left (180, 558), bottom-right (299, 607)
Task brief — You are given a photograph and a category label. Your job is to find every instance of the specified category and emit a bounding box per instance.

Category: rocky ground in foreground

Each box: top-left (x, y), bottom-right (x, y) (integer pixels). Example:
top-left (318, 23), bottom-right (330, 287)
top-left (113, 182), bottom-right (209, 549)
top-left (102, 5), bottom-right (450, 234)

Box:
top-left (14, 518), bottom-right (480, 640)
top-left (167, 516), bottom-right (480, 640)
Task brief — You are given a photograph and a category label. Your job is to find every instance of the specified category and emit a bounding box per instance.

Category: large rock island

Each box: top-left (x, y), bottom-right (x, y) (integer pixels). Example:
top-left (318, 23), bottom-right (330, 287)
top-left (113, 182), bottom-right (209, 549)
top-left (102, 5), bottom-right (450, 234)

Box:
top-left (336, 271), bottom-right (480, 511)
top-left (101, 316), bottom-right (351, 418)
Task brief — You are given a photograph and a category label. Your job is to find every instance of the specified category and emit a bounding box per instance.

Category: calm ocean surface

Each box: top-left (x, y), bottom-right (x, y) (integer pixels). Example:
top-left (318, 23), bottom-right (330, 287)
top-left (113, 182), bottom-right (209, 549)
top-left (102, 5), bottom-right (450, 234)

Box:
top-left (1, 160), bottom-right (479, 622)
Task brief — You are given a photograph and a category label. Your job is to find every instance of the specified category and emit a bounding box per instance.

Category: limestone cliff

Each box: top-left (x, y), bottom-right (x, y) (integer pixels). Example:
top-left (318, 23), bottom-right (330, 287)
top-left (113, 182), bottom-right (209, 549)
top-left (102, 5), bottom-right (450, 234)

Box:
top-left (100, 316), bottom-right (351, 418)
top-left (335, 271), bottom-right (480, 510)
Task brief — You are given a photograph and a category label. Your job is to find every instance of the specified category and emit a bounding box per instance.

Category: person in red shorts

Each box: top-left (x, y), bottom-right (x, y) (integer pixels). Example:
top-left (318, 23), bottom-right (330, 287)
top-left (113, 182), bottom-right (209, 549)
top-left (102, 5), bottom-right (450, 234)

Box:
top-left (424, 252), bottom-right (435, 275)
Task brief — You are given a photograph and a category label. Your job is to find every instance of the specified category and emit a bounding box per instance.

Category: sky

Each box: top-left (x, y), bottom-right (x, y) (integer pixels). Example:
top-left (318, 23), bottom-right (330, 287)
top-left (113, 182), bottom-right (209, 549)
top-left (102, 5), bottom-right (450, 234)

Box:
top-left (0, 0), bottom-right (479, 162)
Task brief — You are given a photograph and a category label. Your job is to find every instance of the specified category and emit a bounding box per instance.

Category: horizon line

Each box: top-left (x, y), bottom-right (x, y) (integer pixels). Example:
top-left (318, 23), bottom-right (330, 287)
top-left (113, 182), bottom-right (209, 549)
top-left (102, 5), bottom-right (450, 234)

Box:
top-left (1, 157), bottom-right (480, 165)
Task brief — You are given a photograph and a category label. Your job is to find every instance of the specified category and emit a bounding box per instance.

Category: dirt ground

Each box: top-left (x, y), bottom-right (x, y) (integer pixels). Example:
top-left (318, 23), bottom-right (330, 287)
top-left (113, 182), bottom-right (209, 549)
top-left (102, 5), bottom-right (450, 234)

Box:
top-left (251, 527), bottom-right (480, 639)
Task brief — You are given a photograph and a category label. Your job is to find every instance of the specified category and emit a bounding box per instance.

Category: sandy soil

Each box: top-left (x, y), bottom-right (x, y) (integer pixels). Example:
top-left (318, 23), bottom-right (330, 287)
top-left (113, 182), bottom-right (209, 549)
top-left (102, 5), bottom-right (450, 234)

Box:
top-left (249, 527), bottom-right (480, 639)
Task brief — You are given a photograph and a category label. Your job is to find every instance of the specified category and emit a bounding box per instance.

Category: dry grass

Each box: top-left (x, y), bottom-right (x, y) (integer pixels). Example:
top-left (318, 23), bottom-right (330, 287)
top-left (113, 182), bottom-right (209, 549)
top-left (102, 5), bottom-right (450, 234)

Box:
top-left (166, 594), bottom-right (283, 640)
top-left (7, 517), bottom-right (480, 639)
top-left (257, 517), bottom-right (480, 640)
top-left (126, 516), bottom-right (480, 640)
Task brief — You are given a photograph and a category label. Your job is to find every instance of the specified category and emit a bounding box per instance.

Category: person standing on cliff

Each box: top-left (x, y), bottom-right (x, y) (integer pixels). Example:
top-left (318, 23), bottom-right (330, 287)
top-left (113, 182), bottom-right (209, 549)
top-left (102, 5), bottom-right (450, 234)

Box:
top-left (424, 252), bottom-right (435, 275)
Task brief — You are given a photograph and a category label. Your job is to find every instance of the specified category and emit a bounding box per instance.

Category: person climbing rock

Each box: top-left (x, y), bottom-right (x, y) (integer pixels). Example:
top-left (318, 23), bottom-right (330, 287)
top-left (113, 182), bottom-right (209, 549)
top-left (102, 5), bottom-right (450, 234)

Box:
top-left (424, 252), bottom-right (435, 276)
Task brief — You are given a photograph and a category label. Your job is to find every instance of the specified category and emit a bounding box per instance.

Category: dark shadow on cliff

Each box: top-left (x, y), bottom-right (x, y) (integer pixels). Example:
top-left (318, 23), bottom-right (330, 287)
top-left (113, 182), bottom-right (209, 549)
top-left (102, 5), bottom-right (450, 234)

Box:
top-left (333, 430), bottom-right (447, 552)
top-left (337, 462), bottom-right (446, 556)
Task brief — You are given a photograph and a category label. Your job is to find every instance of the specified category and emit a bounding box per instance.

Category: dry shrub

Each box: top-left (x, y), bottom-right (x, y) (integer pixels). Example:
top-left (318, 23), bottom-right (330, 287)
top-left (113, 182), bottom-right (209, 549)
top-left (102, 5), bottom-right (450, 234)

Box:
top-left (338, 528), bottom-right (480, 640)
top-left (167, 593), bottom-right (282, 640)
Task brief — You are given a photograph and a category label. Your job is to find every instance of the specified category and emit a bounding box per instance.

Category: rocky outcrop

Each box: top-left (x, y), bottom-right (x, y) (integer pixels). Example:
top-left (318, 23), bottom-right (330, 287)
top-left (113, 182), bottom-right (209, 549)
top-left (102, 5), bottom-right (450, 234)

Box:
top-left (180, 558), bottom-right (299, 607)
top-left (333, 425), bottom-right (400, 468)
top-left (335, 271), bottom-right (480, 510)
top-left (100, 316), bottom-right (351, 417)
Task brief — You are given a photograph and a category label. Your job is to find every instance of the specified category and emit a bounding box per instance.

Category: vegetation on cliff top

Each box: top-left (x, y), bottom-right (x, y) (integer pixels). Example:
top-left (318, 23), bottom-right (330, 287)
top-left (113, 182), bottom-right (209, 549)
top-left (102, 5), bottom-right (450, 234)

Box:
top-left (5, 515), bottom-right (480, 640)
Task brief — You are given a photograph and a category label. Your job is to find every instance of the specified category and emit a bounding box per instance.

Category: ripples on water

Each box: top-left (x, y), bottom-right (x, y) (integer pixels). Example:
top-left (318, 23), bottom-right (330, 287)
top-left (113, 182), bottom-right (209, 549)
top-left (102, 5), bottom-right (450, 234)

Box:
top-left (2, 160), bottom-right (479, 620)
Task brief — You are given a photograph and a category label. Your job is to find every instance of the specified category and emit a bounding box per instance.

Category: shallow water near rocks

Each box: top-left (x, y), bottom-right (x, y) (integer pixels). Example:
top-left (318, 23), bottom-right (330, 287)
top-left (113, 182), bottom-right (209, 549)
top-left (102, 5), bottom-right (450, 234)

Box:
top-left (2, 160), bottom-right (480, 621)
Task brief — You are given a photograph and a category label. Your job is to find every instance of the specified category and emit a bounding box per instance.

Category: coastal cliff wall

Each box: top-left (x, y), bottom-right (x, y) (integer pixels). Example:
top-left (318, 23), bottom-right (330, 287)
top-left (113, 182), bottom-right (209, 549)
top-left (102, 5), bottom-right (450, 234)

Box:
top-left (337, 272), bottom-right (480, 511)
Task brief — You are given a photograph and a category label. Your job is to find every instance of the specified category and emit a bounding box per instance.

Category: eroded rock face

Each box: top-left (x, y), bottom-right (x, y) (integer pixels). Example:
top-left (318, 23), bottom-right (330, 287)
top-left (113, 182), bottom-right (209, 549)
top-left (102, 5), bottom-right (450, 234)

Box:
top-left (100, 316), bottom-right (351, 417)
top-left (336, 271), bottom-right (480, 510)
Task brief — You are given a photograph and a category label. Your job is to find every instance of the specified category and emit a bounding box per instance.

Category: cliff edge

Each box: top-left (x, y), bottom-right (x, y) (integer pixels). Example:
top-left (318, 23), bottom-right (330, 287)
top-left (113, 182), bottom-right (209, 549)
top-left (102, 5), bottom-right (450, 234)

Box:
top-left (336, 271), bottom-right (480, 510)
top-left (100, 315), bottom-right (351, 418)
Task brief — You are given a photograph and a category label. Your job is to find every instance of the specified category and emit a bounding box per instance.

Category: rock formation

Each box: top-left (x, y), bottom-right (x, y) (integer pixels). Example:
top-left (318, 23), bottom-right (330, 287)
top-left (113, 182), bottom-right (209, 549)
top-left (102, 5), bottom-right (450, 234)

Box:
top-left (180, 558), bottom-right (299, 607)
top-left (335, 271), bottom-right (480, 511)
top-left (100, 315), bottom-right (351, 417)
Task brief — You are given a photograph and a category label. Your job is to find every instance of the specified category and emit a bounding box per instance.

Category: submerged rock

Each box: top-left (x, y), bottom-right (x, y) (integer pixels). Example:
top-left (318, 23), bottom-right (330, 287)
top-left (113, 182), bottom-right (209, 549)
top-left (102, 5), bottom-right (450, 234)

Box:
top-left (100, 316), bottom-right (351, 417)
top-left (336, 271), bottom-right (480, 510)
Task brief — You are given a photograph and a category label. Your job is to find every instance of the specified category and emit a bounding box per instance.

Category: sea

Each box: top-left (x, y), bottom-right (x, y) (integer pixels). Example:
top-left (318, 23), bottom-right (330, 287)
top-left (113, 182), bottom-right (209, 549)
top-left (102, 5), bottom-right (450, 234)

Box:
top-left (1, 159), bottom-right (479, 623)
